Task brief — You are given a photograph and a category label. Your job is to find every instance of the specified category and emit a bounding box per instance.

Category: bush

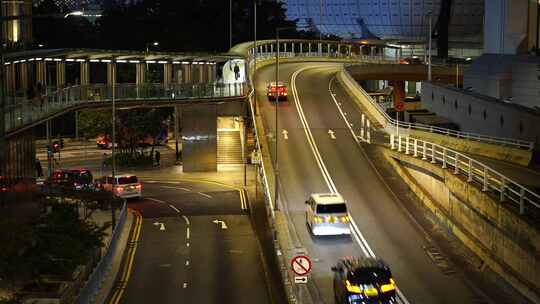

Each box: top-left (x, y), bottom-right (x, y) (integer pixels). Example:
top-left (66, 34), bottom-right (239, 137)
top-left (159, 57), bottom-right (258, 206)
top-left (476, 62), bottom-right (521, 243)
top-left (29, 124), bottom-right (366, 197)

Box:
top-left (103, 153), bottom-right (153, 167)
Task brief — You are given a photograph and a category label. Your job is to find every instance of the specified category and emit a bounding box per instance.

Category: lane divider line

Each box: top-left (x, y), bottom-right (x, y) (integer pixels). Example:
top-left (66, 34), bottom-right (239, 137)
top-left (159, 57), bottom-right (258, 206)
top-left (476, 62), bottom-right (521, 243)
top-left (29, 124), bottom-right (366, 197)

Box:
top-left (290, 66), bottom-right (338, 193)
top-left (108, 210), bottom-right (143, 304)
top-left (147, 198), bottom-right (166, 204)
top-left (169, 204), bottom-right (181, 214)
top-left (197, 192), bottom-right (212, 199)
top-left (292, 66), bottom-right (410, 304)
top-left (328, 71), bottom-right (411, 304)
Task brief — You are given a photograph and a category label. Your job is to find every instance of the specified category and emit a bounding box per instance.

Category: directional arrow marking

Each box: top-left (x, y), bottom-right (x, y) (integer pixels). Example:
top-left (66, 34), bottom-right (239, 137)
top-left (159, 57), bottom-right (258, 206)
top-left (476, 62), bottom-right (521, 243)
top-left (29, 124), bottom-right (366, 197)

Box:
top-left (328, 129), bottom-right (336, 140)
top-left (212, 219), bottom-right (228, 230)
top-left (282, 129), bottom-right (289, 140)
top-left (153, 222), bottom-right (166, 231)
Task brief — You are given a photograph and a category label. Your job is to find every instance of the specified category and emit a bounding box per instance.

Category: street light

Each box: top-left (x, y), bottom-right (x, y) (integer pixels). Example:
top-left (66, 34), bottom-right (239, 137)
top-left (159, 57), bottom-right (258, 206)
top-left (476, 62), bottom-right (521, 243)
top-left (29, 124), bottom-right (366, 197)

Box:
top-left (64, 11), bottom-right (84, 18)
top-left (146, 41), bottom-right (159, 53)
top-left (273, 26), bottom-right (297, 211)
top-left (426, 11), bottom-right (433, 81)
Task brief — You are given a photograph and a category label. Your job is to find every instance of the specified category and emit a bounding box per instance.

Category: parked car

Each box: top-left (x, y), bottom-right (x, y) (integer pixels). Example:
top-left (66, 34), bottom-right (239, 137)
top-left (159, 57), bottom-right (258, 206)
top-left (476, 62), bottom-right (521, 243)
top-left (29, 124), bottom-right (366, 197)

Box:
top-left (45, 169), bottom-right (95, 191)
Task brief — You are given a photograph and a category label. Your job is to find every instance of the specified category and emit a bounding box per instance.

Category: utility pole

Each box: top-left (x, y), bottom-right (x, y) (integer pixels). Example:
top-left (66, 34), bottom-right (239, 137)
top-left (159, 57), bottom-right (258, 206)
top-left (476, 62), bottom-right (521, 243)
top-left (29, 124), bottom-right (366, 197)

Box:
top-left (274, 30), bottom-right (280, 211)
top-left (111, 63), bottom-right (117, 229)
top-left (428, 12), bottom-right (433, 81)
top-left (229, 0), bottom-right (233, 50)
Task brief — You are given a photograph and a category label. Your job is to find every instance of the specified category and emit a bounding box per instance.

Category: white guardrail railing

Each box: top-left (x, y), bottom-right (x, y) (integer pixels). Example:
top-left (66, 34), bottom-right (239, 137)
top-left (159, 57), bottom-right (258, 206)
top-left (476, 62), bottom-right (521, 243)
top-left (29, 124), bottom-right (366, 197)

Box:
top-left (391, 134), bottom-right (540, 216)
top-left (341, 69), bottom-right (534, 150)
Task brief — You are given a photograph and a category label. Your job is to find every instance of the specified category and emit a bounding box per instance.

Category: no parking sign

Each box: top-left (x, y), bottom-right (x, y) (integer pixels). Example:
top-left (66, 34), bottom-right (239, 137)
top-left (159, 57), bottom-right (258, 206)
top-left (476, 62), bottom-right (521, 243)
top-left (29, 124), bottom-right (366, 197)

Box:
top-left (290, 255), bottom-right (312, 276)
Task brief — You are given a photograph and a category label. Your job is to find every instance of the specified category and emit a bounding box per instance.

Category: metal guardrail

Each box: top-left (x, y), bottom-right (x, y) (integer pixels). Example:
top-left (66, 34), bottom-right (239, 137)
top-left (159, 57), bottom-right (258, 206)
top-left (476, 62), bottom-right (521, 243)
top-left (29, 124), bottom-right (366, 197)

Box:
top-left (391, 134), bottom-right (540, 216)
top-left (4, 82), bottom-right (246, 133)
top-left (341, 69), bottom-right (534, 150)
top-left (76, 201), bottom-right (128, 304)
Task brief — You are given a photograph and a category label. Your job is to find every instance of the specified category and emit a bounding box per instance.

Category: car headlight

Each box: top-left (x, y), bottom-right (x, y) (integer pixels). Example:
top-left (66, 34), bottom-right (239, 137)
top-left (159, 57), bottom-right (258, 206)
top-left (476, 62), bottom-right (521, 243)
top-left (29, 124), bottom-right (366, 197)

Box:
top-left (381, 278), bottom-right (396, 293)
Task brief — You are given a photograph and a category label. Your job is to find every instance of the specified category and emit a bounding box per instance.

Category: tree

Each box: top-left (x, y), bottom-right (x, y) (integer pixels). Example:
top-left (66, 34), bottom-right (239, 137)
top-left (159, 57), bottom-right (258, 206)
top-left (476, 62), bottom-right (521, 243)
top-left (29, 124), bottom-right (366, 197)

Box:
top-left (78, 109), bottom-right (112, 139)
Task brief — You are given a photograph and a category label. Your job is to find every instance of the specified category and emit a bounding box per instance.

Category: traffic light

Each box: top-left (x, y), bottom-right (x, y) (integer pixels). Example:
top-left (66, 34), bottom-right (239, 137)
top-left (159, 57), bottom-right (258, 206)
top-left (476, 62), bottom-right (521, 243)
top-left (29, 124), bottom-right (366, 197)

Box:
top-left (52, 142), bottom-right (60, 153)
top-left (47, 145), bottom-right (53, 155)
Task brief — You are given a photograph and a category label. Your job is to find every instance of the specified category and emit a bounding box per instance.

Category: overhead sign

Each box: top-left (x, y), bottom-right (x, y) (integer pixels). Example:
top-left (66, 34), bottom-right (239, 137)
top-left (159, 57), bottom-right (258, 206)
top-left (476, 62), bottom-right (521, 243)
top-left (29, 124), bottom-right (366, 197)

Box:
top-left (291, 255), bottom-right (312, 276)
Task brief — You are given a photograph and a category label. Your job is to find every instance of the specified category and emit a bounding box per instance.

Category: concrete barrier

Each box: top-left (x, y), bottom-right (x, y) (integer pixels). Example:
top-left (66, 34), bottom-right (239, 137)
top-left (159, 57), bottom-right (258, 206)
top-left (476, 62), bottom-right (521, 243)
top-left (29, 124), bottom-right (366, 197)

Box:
top-left (381, 146), bottom-right (540, 302)
top-left (336, 69), bottom-right (533, 166)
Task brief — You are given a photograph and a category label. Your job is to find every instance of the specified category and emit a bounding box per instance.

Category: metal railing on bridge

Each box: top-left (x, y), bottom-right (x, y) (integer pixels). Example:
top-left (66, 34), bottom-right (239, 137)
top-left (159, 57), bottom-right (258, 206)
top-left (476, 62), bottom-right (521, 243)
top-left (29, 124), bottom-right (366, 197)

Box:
top-left (340, 69), bottom-right (535, 150)
top-left (391, 134), bottom-right (540, 217)
top-left (4, 82), bottom-right (246, 134)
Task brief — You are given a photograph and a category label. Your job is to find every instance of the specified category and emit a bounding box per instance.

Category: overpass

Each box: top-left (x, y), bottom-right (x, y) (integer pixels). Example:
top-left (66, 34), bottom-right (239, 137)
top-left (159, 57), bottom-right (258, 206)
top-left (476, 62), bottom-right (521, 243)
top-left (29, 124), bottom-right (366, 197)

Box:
top-left (1, 38), bottom-right (539, 303)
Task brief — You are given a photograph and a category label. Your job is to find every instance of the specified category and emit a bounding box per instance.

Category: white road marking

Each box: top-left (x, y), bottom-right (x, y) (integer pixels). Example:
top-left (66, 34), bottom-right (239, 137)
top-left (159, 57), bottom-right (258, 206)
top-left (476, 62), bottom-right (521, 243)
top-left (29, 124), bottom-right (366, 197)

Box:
top-left (212, 219), bottom-right (228, 229)
top-left (328, 129), bottom-right (336, 140)
top-left (291, 66), bottom-right (338, 193)
top-left (197, 192), bottom-right (212, 199)
top-left (153, 222), bottom-right (166, 231)
top-left (183, 283), bottom-right (188, 289)
top-left (186, 242), bottom-right (190, 247)
top-left (169, 204), bottom-right (181, 213)
top-left (147, 198), bottom-right (166, 204)
top-left (291, 66), bottom-right (411, 304)
top-left (161, 185), bottom-right (191, 192)
top-left (182, 215), bottom-right (190, 226)
top-left (328, 74), bottom-right (411, 304)
top-left (282, 129), bottom-right (289, 140)
top-left (185, 260), bottom-right (190, 266)
top-left (186, 227), bottom-right (190, 240)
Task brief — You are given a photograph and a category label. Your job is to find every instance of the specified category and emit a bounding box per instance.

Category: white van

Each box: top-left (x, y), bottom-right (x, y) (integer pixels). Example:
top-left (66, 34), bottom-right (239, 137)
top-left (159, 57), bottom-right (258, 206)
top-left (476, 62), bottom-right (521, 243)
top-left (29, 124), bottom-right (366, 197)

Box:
top-left (305, 193), bottom-right (350, 236)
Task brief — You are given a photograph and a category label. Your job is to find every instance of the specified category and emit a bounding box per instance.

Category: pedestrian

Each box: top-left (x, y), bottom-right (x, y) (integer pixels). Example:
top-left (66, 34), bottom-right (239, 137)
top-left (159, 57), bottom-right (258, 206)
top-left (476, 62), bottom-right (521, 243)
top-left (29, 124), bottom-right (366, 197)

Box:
top-left (35, 159), bottom-right (43, 177)
top-left (233, 63), bottom-right (240, 80)
top-left (155, 150), bottom-right (161, 166)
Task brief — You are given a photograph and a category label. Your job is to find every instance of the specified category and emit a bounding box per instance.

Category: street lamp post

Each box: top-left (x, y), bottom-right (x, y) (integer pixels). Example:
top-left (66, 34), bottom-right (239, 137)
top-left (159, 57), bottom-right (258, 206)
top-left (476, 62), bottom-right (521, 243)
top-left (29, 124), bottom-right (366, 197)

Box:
top-left (111, 63), bottom-right (117, 229)
top-left (229, 0), bottom-right (233, 50)
top-left (427, 12), bottom-right (433, 81)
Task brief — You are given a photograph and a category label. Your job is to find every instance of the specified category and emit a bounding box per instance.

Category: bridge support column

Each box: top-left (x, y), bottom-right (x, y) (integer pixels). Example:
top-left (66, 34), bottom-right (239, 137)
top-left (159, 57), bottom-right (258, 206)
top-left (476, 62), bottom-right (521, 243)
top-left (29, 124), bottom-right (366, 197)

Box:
top-left (299, 43), bottom-right (303, 54)
top-left (0, 129), bottom-right (37, 217)
top-left (390, 80), bottom-right (406, 107)
top-left (327, 43), bottom-right (330, 56)
top-left (318, 43), bottom-right (322, 55)
top-left (5, 63), bottom-right (16, 94)
top-left (181, 104), bottom-right (217, 172)
top-left (370, 46), bottom-right (375, 57)
top-left (270, 44), bottom-right (273, 54)
top-left (56, 61), bottom-right (65, 89)
top-left (19, 62), bottom-right (28, 92)
top-left (80, 62), bottom-right (90, 100)
top-left (348, 45), bottom-right (352, 57)
top-left (136, 63), bottom-right (145, 85)
top-left (107, 62), bottom-right (116, 87)
top-left (291, 43), bottom-right (294, 55)
top-left (164, 63), bottom-right (172, 87)
top-left (36, 61), bottom-right (46, 88)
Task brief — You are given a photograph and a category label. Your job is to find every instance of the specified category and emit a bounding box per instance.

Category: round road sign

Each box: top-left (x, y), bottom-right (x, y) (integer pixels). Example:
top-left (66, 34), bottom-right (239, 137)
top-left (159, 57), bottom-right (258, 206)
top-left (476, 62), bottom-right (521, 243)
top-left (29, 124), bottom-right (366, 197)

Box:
top-left (291, 255), bottom-right (312, 276)
top-left (395, 102), bottom-right (405, 112)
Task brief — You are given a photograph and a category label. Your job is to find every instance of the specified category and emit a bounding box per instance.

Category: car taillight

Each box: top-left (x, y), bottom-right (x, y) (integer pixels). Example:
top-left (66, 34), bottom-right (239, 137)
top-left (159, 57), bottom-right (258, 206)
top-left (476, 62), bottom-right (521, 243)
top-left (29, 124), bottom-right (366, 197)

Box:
top-left (313, 216), bottom-right (324, 224)
top-left (0, 187), bottom-right (7, 192)
top-left (115, 186), bottom-right (124, 192)
top-left (339, 215), bottom-right (349, 223)
top-left (135, 184), bottom-right (142, 190)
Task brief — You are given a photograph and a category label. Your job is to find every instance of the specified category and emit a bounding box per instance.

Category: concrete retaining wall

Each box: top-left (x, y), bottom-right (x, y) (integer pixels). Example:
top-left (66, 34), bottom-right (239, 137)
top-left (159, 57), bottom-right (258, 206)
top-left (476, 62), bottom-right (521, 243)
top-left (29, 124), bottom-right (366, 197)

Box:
top-left (336, 69), bottom-right (533, 166)
top-left (381, 147), bottom-right (540, 302)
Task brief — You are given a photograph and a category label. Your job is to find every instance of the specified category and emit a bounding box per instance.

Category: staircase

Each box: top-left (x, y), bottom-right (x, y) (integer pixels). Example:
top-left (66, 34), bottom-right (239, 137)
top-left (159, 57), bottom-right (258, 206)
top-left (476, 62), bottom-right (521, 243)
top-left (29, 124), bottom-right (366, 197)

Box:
top-left (217, 130), bottom-right (243, 164)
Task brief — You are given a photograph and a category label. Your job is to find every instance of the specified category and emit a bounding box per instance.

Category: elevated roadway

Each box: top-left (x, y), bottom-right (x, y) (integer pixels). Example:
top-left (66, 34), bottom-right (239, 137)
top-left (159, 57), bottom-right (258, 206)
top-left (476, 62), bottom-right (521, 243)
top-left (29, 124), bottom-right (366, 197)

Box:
top-left (255, 62), bottom-right (491, 303)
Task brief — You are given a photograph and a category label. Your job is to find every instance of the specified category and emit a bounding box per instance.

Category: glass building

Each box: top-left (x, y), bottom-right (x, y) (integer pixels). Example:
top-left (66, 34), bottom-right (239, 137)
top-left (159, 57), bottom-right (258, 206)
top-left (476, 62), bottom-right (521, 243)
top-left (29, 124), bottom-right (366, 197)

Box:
top-left (284, 0), bottom-right (484, 43)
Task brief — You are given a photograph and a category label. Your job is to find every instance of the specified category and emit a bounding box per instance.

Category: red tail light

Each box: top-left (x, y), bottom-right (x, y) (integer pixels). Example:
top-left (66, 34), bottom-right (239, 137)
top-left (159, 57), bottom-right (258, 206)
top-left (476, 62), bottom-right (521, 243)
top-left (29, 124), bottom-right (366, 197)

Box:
top-left (135, 184), bottom-right (142, 190)
top-left (115, 186), bottom-right (124, 193)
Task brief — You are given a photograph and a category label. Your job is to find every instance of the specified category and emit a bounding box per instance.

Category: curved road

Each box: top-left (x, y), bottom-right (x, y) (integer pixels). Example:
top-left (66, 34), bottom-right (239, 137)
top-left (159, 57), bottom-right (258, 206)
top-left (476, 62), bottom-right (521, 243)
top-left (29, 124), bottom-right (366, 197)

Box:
top-left (113, 181), bottom-right (271, 304)
top-left (255, 63), bottom-right (488, 303)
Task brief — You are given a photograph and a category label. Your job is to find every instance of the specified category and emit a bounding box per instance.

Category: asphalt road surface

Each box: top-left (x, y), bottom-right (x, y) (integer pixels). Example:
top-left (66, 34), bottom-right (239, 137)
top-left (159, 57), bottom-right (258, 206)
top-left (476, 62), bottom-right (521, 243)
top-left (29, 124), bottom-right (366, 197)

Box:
top-left (116, 181), bottom-right (271, 304)
top-left (255, 62), bottom-right (490, 303)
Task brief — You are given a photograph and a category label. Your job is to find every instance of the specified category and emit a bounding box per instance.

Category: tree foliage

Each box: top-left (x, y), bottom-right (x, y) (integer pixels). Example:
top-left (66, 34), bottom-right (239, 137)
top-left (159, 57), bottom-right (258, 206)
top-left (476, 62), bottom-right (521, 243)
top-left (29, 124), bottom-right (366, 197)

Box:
top-left (33, 0), bottom-right (305, 52)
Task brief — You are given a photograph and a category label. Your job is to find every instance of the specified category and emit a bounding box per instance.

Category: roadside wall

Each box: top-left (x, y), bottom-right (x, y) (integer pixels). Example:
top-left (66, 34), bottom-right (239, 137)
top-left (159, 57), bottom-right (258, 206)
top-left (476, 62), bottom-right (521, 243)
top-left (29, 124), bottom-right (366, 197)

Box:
top-left (381, 147), bottom-right (540, 302)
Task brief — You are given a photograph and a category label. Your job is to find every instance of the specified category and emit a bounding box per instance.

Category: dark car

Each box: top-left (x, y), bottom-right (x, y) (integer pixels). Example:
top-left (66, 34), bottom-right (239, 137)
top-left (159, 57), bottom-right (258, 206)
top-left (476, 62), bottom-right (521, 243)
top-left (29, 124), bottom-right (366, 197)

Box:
top-left (332, 257), bottom-right (396, 304)
top-left (45, 169), bottom-right (95, 191)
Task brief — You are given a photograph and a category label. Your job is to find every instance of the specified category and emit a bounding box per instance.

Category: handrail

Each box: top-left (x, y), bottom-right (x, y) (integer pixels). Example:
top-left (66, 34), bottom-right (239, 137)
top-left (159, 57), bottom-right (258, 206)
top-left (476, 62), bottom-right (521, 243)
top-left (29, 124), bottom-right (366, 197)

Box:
top-left (391, 135), bottom-right (540, 216)
top-left (4, 82), bottom-right (247, 134)
top-left (340, 68), bottom-right (534, 150)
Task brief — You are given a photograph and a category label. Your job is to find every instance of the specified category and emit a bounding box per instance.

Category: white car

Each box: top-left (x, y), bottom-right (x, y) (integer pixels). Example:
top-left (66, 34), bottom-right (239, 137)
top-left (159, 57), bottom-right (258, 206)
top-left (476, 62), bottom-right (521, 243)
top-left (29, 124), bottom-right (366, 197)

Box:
top-left (100, 175), bottom-right (142, 199)
top-left (305, 193), bottom-right (350, 236)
